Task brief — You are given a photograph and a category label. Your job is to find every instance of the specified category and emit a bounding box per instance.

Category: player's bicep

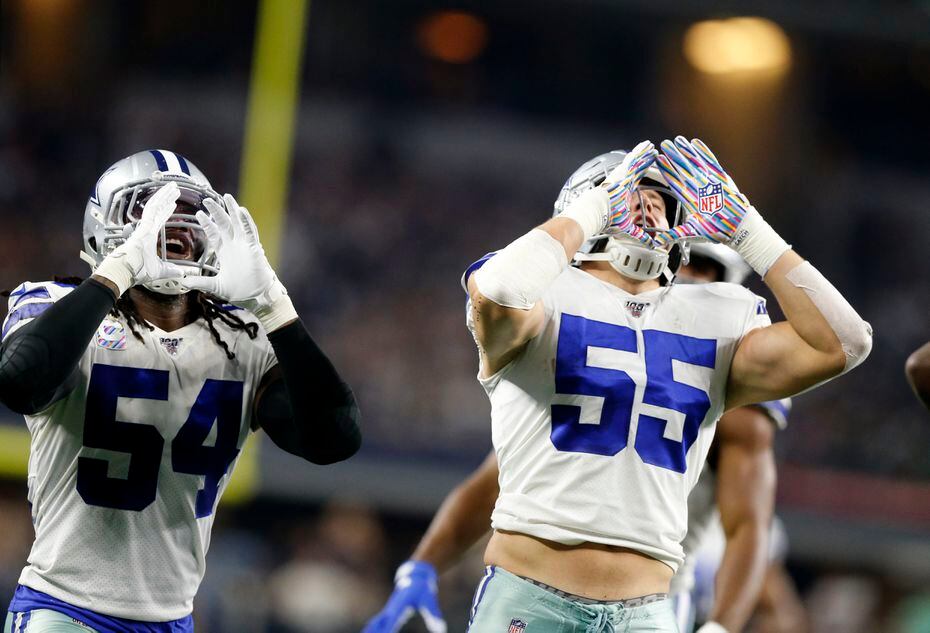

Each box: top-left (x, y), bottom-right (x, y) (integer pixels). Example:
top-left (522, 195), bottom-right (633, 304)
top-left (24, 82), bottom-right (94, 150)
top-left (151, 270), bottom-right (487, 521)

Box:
top-left (726, 322), bottom-right (842, 410)
top-left (467, 275), bottom-right (545, 369)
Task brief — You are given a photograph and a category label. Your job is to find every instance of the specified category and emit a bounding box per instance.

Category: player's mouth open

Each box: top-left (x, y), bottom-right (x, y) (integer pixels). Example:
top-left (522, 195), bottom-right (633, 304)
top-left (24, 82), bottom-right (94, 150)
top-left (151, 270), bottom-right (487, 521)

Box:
top-left (159, 228), bottom-right (197, 261)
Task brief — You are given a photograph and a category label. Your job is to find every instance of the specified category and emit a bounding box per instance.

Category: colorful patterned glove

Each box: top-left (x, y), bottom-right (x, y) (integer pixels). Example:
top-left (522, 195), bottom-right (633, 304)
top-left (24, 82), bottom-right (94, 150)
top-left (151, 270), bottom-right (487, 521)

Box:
top-left (603, 140), bottom-right (660, 246)
top-left (653, 136), bottom-right (751, 247)
top-left (361, 561), bottom-right (447, 633)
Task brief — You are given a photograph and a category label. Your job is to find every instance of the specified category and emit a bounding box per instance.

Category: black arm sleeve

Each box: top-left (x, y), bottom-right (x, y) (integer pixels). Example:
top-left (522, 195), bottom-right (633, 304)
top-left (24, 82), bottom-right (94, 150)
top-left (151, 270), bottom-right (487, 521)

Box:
top-left (256, 319), bottom-right (361, 465)
top-left (0, 279), bottom-right (115, 414)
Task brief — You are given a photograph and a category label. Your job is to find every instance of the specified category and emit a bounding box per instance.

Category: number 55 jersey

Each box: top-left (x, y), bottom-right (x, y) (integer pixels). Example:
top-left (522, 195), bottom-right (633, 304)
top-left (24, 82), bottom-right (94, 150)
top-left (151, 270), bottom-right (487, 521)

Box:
top-left (472, 266), bottom-right (770, 571)
top-left (2, 281), bottom-right (278, 621)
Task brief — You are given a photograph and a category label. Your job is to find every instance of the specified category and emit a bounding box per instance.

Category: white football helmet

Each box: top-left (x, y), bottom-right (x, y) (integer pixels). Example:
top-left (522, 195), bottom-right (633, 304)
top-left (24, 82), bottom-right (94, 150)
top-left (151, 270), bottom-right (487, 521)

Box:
top-left (685, 243), bottom-right (752, 285)
top-left (81, 150), bottom-right (223, 295)
top-left (553, 150), bottom-right (684, 282)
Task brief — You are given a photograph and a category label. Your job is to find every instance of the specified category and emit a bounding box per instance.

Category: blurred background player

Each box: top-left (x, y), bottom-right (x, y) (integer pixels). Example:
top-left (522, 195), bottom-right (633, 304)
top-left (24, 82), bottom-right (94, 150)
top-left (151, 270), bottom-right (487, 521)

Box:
top-left (363, 243), bottom-right (802, 633)
top-left (0, 151), bottom-right (361, 632)
top-left (689, 517), bottom-right (808, 633)
top-left (457, 138), bottom-right (870, 631)
top-left (905, 343), bottom-right (930, 410)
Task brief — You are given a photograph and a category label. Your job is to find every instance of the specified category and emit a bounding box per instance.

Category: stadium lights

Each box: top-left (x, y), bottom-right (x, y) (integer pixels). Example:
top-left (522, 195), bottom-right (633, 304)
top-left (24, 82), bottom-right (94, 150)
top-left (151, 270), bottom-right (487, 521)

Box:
top-left (683, 17), bottom-right (792, 76)
top-left (417, 10), bottom-right (489, 64)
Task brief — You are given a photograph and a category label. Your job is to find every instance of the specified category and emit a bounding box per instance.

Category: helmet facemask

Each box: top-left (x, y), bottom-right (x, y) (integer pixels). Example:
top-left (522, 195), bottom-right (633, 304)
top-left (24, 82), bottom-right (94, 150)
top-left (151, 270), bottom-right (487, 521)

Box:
top-left (572, 175), bottom-right (684, 282)
top-left (83, 171), bottom-right (223, 295)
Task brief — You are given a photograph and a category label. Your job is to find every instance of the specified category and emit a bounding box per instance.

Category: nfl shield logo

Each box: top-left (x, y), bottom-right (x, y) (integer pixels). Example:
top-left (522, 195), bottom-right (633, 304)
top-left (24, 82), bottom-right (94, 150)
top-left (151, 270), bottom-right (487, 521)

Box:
top-left (698, 181), bottom-right (723, 216)
top-left (508, 619), bottom-right (527, 633)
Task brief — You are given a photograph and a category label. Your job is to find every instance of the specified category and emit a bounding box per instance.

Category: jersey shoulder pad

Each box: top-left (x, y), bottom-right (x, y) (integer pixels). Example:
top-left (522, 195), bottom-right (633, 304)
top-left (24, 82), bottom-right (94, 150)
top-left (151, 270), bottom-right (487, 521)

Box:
top-left (3, 280), bottom-right (77, 340)
top-left (701, 281), bottom-right (757, 302)
top-left (461, 252), bottom-right (498, 292)
top-left (702, 282), bottom-right (769, 316)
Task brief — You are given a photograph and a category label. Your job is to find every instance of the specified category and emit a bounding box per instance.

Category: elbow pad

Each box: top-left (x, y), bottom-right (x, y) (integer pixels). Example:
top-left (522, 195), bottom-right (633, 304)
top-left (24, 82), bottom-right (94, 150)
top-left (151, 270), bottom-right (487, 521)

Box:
top-left (785, 262), bottom-right (873, 373)
top-left (473, 229), bottom-right (568, 310)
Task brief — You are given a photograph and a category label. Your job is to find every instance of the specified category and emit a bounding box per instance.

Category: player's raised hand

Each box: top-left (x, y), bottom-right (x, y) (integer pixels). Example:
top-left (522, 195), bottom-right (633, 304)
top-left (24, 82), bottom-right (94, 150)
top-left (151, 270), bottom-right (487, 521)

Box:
top-left (601, 140), bottom-right (660, 246)
top-left (362, 561), bottom-right (447, 633)
top-left (182, 194), bottom-right (296, 329)
top-left (93, 182), bottom-right (186, 295)
top-left (653, 136), bottom-right (752, 247)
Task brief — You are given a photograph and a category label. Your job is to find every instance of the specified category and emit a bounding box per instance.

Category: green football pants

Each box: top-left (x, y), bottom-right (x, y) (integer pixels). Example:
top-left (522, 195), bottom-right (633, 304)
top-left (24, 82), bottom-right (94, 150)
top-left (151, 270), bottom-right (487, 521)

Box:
top-left (467, 566), bottom-right (680, 633)
top-left (5, 609), bottom-right (98, 633)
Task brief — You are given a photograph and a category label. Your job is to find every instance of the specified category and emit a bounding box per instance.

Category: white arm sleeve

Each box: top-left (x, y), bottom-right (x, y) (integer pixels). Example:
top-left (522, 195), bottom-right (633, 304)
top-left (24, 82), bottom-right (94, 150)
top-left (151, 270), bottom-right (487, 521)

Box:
top-left (785, 261), bottom-right (873, 373)
top-left (473, 229), bottom-right (568, 310)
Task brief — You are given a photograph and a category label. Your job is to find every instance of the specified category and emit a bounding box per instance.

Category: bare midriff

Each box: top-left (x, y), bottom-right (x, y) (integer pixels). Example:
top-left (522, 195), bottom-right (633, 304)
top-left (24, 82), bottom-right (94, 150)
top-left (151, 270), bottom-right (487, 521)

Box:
top-left (484, 530), bottom-right (673, 601)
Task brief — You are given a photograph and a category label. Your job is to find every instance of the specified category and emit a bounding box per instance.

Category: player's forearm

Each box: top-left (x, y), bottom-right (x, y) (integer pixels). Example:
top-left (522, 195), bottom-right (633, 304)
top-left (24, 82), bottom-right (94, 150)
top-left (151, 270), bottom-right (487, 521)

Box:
top-left (264, 320), bottom-right (361, 464)
top-left (709, 520), bottom-right (770, 631)
top-left (412, 456), bottom-right (498, 572)
top-left (0, 279), bottom-right (115, 414)
top-left (763, 250), bottom-right (871, 376)
top-left (905, 342), bottom-right (930, 410)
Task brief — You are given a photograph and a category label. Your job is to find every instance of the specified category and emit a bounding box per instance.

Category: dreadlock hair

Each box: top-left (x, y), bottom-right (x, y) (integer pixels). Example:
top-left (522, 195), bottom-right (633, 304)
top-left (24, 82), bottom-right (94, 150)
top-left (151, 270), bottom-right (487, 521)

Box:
top-left (4, 276), bottom-right (258, 360)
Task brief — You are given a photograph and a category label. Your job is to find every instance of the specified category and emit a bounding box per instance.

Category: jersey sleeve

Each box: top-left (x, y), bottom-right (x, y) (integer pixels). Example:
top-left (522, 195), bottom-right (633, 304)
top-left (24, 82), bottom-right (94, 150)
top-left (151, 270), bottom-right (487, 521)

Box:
top-left (742, 293), bottom-right (773, 335)
top-left (2, 281), bottom-right (77, 342)
top-left (751, 397), bottom-right (792, 430)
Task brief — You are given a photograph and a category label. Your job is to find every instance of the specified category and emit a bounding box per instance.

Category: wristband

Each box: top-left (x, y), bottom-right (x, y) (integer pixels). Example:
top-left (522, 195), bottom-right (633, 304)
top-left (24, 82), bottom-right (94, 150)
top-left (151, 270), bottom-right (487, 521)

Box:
top-left (729, 207), bottom-right (791, 278)
top-left (92, 252), bottom-right (135, 297)
top-left (253, 292), bottom-right (298, 333)
top-left (560, 187), bottom-right (610, 239)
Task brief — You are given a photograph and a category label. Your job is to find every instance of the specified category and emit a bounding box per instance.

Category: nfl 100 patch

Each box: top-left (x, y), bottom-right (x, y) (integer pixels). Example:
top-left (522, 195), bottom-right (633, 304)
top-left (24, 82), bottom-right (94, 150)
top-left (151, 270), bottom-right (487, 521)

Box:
top-left (508, 618), bottom-right (527, 633)
top-left (625, 300), bottom-right (650, 318)
top-left (159, 337), bottom-right (183, 357)
top-left (95, 319), bottom-right (127, 351)
top-left (698, 180), bottom-right (724, 216)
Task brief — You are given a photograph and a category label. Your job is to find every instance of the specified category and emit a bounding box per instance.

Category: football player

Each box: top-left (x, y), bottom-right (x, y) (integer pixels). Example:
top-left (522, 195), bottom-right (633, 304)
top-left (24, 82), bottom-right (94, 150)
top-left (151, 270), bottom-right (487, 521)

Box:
top-left (457, 139), bottom-right (869, 631)
top-left (363, 245), bottom-right (793, 633)
top-left (688, 516), bottom-right (808, 633)
top-left (905, 343), bottom-right (930, 410)
top-left (0, 150), bottom-right (361, 633)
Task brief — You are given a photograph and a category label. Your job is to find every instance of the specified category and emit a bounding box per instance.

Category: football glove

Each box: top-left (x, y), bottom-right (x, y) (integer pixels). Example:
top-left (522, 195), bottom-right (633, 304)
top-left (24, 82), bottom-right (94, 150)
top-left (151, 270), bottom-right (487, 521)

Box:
top-left (93, 182), bottom-right (186, 296)
top-left (181, 194), bottom-right (297, 331)
top-left (362, 561), bottom-right (446, 633)
top-left (653, 136), bottom-right (751, 247)
top-left (655, 136), bottom-right (791, 275)
top-left (604, 140), bottom-right (660, 246)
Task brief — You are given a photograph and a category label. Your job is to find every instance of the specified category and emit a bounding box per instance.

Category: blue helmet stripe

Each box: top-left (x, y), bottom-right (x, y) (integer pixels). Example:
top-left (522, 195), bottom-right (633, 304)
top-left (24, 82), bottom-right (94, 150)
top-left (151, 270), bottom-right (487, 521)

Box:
top-left (175, 153), bottom-right (191, 175)
top-left (149, 150), bottom-right (169, 172)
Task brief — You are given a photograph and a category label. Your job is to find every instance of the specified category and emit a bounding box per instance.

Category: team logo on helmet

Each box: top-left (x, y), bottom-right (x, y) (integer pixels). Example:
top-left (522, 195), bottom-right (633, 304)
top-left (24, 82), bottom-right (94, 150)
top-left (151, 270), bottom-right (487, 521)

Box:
top-left (698, 180), bottom-right (724, 216)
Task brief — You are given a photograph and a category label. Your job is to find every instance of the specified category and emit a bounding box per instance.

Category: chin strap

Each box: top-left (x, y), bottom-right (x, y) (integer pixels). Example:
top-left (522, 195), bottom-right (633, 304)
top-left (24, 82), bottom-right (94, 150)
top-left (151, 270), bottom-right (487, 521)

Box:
top-left (79, 250), bottom-right (98, 270)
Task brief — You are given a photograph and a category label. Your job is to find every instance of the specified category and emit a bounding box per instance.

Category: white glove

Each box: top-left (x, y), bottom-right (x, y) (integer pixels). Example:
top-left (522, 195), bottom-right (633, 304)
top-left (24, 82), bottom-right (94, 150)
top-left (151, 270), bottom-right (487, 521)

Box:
top-left (93, 182), bottom-right (186, 296)
top-left (181, 194), bottom-right (297, 332)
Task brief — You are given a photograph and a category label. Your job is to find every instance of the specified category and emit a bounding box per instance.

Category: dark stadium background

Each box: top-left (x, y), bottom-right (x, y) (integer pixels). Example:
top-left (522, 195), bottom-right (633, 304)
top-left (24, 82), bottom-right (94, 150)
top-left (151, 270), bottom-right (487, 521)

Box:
top-left (1, 1), bottom-right (929, 631)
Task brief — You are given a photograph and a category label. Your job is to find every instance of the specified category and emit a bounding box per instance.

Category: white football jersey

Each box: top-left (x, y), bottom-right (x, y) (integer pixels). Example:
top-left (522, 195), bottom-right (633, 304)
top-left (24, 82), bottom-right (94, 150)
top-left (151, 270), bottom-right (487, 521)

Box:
top-left (474, 267), bottom-right (771, 571)
top-left (670, 399), bottom-right (790, 596)
top-left (2, 281), bottom-right (278, 621)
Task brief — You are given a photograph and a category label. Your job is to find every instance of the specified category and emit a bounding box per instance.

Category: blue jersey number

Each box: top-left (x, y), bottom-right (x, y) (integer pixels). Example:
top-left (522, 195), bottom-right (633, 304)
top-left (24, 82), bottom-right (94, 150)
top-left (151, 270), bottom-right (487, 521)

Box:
top-left (78, 364), bottom-right (244, 515)
top-left (551, 314), bottom-right (716, 473)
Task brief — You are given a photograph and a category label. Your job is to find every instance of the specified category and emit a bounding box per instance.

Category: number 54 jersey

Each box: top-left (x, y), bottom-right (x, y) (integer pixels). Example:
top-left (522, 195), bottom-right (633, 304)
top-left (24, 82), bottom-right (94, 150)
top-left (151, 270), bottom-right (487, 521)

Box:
top-left (2, 281), bottom-right (278, 621)
top-left (475, 267), bottom-right (770, 571)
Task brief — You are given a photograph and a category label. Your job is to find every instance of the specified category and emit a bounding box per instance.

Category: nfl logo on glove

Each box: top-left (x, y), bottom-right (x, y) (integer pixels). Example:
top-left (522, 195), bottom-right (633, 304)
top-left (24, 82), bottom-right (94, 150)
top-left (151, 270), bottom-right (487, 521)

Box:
top-left (508, 619), bottom-right (527, 633)
top-left (698, 181), bottom-right (723, 215)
